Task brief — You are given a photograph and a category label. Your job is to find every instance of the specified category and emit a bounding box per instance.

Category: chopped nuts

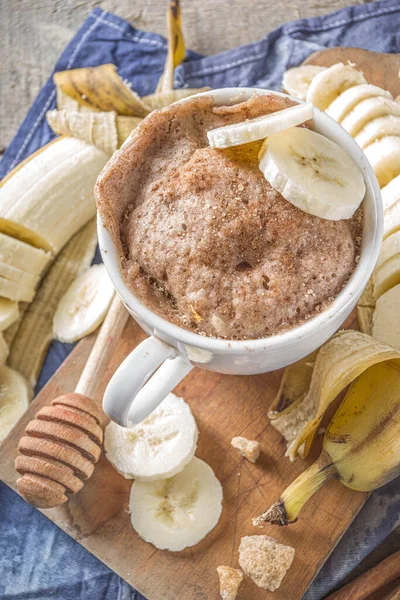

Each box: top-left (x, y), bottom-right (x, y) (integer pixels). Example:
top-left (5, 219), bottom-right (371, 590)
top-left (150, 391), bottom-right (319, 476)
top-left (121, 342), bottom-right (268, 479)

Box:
top-left (238, 535), bottom-right (295, 591)
top-left (231, 436), bottom-right (260, 463)
top-left (217, 566), bottom-right (243, 600)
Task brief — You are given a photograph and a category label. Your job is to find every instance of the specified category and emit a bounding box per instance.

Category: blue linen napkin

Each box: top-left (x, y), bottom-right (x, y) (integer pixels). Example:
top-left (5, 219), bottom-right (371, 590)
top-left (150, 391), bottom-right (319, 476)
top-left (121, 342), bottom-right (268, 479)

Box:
top-left (1, 1), bottom-right (399, 598)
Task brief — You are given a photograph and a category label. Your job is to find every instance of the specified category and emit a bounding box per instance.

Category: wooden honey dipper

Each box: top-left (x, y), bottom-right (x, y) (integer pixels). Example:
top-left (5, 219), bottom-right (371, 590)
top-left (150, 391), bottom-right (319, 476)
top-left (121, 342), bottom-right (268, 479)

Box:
top-left (15, 294), bottom-right (128, 509)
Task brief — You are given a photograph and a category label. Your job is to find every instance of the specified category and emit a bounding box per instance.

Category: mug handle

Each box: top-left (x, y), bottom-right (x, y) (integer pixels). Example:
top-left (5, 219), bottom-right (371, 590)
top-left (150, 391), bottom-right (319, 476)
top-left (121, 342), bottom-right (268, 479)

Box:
top-left (102, 336), bottom-right (193, 426)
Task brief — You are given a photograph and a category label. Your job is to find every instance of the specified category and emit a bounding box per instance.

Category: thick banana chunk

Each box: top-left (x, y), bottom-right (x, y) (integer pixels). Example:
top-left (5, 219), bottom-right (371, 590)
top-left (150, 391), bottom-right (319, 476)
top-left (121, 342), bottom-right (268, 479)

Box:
top-left (384, 202), bottom-right (400, 240)
top-left (0, 333), bottom-right (9, 364)
top-left (373, 254), bottom-right (400, 298)
top-left (0, 365), bottom-right (32, 443)
top-left (0, 276), bottom-right (37, 303)
top-left (207, 102), bottom-right (313, 148)
top-left (364, 136), bottom-right (400, 187)
top-left (0, 232), bottom-right (51, 275)
top-left (258, 127), bottom-right (365, 220)
top-left (282, 65), bottom-right (326, 100)
top-left (0, 298), bottom-right (19, 332)
top-left (381, 174), bottom-right (400, 211)
top-left (0, 137), bottom-right (109, 253)
top-left (0, 261), bottom-right (39, 287)
top-left (341, 97), bottom-right (400, 137)
top-left (326, 84), bottom-right (391, 123)
top-left (129, 457), bottom-right (223, 551)
top-left (355, 115), bottom-right (400, 149)
top-left (376, 230), bottom-right (400, 270)
top-left (372, 284), bottom-right (400, 350)
top-left (53, 264), bottom-right (115, 343)
top-left (306, 63), bottom-right (366, 111)
top-left (105, 393), bottom-right (198, 481)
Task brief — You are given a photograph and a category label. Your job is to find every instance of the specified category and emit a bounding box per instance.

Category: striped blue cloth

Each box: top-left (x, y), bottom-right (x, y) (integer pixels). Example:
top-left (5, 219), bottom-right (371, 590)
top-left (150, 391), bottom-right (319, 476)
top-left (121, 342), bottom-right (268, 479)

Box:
top-left (1, 1), bottom-right (399, 598)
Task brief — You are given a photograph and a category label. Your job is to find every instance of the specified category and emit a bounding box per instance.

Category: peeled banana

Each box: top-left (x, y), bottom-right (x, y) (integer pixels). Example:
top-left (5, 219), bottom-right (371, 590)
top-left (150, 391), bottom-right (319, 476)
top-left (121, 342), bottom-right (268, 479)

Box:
top-left (306, 63), bottom-right (366, 111)
top-left (0, 334), bottom-right (9, 364)
top-left (372, 285), bottom-right (400, 350)
top-left (364, 136), bottom-right (400, 187)
top-left (326, 84), bottom-right (391, 122)
top-left (0, 298), bottom-right (19, 332)
top-left (0, 365), bottom-right (32, 443)
top-left (341, 96), bottom-right (400, 137)
top-left (282, 65), bottom-right (326, 100)
top-left (0, 137), bottom-right (109, 253)
top-left (355, 115), bottom-right (400, 149)
top-left (254, 360), bottom-right (400, 525)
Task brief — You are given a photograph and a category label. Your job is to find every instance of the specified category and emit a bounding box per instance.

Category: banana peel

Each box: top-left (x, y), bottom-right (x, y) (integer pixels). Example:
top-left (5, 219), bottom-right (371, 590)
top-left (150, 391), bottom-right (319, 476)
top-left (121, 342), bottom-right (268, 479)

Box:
top-left (142, 88), bottom-right (211, 110)
top-left (286, 330), bottom-right (400, 461)
top-left (156, 0), bottom-right (185, 93)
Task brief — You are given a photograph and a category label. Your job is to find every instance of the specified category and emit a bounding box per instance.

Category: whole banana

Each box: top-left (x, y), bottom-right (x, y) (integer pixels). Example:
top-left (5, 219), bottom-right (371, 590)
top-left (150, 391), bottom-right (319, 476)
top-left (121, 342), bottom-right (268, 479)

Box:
top-left (254, 360), bottom-right (400, 526)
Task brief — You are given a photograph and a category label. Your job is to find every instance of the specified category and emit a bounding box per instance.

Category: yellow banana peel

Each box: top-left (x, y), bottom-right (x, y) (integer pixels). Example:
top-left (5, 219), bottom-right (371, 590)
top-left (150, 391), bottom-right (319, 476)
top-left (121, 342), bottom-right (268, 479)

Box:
top-left (156, 0), bottom-right (186, 93)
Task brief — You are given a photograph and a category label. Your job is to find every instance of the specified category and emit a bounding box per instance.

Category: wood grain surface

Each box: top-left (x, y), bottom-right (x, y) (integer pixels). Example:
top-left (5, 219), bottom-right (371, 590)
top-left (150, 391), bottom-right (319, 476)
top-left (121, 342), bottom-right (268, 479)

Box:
top-left (0, 0), bottom-right (373, 152)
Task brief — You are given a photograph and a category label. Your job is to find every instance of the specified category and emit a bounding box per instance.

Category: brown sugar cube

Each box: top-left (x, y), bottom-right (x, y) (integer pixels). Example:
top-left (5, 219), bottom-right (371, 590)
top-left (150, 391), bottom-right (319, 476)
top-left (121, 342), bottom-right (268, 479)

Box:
top-left (217, 566), bottom-right (243, 600)
top-left (238, 535), bottom-right (295, 591)
top-left (231, 436), bottom-right (260, 463)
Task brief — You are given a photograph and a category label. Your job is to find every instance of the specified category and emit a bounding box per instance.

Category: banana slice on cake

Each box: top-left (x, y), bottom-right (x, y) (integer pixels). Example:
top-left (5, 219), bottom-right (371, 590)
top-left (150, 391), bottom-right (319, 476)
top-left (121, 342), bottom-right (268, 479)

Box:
top-left (326, 84), bottom-right (392, 123)
top-left (306, 63), bottom-right (366, 111)
top-left (53, 264), bottom-right (115, 343)
top-left (129, 457), bottom-right (223, 551)
top-left (105, 393), bottom-right (198, 481)
top-left (0, 298), bottom-right (19, 332)
top-left (355, 115), bottom-right (400, 150)
top-left (258, 127), bottom-right (365, 220)
top-left (282, 65), bottom-right (326, 100)
top-left (341, 97), bottom-right (400, 137)
top-left (364, 136), bottom-right (400, 187)
top-left (0, 365), bottom-right (32, 442)
top-left (207, 102), bottom-right (314, 148)
top-left (372, 284), bottom-right (400, 350)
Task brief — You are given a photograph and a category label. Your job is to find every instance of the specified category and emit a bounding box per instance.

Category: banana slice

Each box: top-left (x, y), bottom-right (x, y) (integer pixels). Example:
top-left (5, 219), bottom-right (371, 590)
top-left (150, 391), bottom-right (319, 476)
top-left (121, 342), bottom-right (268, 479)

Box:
top-left (306, 63), bottom-right (366, 111)
top-left (0, 261), bottom-right (39, 287)
top-left (341, 97), bottom-right (400, 137)
top-left (0, 298), bottom-right (19, 332)
top-left (258, 127), bottom-right (365, 220)
top-left (0, 233), bottom-right (51, 275)
top-left (105, 393), bottom-right (198, 481)
top-left (0, 365), bottom-right (32, 442)
top-left (207, 102), bottom-right (314, 149)
top-left (0, 333), bottom-right (9, 364)
top-left (376, 230), bottom-right (400, 269)
top-left (372, 284), bottom-right (400, 350)
top-left (129, 457), bottom-right (223, 551)
top-left (373, 253), bottom-right (400, 298)
top-left (383, 202), bottom-right (400, 240)
top-left (382, 174), bottom-right (400, 211)
top-left (282, 66), bottom-right (326, 101)
top-left (326, 84), bottom-right (392, 123)
top-left (53, 263), bottom-right (114, 343)
top-left (0, 276), bottom-right (36, 303)
top-left (364, 136), bottom-right (400, 187)
top-left (355, 115), bottom-right (400, 150)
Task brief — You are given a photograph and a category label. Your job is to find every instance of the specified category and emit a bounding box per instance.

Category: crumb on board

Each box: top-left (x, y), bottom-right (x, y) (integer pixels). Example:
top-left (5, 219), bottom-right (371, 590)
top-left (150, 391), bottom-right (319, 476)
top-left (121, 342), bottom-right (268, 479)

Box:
top-left (238, 535), bottom-right (295, 591)
top-left (231, 436), bottom-right (261, 463)
top-left (217, 566), bottom-right (244, 600)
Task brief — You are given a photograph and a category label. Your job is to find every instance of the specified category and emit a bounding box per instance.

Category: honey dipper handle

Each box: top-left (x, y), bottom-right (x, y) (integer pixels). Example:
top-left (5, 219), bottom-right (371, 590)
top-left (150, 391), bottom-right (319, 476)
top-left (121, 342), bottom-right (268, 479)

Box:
top-left (75, 294), bottom-right (129, 399)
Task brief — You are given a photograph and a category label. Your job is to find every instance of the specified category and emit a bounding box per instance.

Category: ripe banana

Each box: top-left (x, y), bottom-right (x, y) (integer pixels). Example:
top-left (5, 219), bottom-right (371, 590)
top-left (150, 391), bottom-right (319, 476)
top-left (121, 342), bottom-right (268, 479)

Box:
top-left (0, 365), bottom-right (32, 443)
top-left (383, 201), bottom-right (400, 240)
top-left (129, 456), bottom-right (223, 551)
top-left (142, 88), bottom-right (211, 110)
top-left (258, 127), bottom-right (365, 220)
top-left (372, 285), bottom-right (400, 350)
top-left (0, 232), bottom-right (51, 275)
top-left (0, 261), bottom-right (39, 288)
top-left (376, 230), bottom-right (400, 270)
top-left (381, 174), bottom-right (400, 212)
top-left (326, 84), bottom-right (391, 123)
top-left (341, 96), bottom-right (400, 137)
top-left (0, 137), bottom-right (109, 253)
top-left (53, 264), bottom-right (115, 343)
top-left (355, 115), bottom-right (400, 149)
top-left (0, 276), bottom-right (37, 303)
top-left (254, 360), bottom-right (400, 525)
top-left (0, 298), bottom-right (19, 332)
top-left (282, 65), bottom-right (326, 100)
top-left (207, 102), bottom-right (314, 148)
top-left (373, 251), bottom-right (400, 298)
top-left (0, 333), bottom-right (9, 364)
top-left (105, 393), bottom-right (198, 481)
top-left (364, 136), bottom-right (400, 188)
top-left (306, 62), bottom-right (366, 111)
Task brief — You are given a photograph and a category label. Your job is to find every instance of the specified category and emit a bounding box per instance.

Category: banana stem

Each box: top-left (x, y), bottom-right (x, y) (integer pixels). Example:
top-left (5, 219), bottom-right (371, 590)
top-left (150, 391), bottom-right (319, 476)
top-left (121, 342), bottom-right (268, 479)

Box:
top-left (253, 451), bottom-right (336, 526)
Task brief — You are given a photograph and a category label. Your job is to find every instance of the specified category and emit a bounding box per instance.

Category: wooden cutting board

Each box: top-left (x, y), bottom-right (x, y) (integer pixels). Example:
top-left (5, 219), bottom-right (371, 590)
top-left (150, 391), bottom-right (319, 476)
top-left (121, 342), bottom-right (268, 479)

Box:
top-left (0, 47), bottom-right (397, 600)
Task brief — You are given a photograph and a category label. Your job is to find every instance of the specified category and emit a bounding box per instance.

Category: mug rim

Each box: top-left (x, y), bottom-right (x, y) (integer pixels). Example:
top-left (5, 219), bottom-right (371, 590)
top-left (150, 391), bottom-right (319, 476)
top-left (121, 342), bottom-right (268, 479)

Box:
top-left (97, 87), bottom-right (383, 354)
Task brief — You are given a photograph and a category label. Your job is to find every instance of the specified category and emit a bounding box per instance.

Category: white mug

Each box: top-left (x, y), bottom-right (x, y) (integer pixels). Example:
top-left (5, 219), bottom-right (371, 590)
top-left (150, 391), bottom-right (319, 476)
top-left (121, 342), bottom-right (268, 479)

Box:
top-left (97, 87), bottom-right (383, 427)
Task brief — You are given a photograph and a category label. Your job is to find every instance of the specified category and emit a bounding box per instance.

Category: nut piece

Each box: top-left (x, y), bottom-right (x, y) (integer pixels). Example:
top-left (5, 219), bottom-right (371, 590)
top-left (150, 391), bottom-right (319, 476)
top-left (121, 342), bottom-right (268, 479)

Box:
top-left (238, 535), bottom-right (295, 591)
top-left (231, 436), bottom-right (260, 463)
top-left (217, 566), bottom-right (243, 600)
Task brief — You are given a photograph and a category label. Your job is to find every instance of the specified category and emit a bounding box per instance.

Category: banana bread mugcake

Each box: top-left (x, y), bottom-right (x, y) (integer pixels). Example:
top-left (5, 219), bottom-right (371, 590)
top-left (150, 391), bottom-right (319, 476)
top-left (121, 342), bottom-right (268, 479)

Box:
top-left (96, 93), bottom-right (363, 340)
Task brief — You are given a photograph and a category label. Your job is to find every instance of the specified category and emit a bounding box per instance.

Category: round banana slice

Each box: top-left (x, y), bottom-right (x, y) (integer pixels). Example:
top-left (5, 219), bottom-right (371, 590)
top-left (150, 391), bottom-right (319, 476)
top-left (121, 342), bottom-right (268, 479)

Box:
top-left (383, 201), bottom-right (400, 240)
top-left (0, 298), bottom-right (19, 332)
top-left (341, 96), bottom-right (400, 137)
top-left (105, 393), bottom-right (198, 481)
top-left (382, 174), bottom-right (400, 211)
top-left (53, 263), bottom-right (115, 343)
top-left (373, 253), bottom-right (400, 298)
top-left (326, 84), bottom-right (392, 123)
top-left (0, 333), bottom-right (9, 364)
top-left (355, 115), bottom-right (400, 150)
top-left (258, 127), bottom-right (366, 220)
top-left (129, 457), bottom-right (223, 551)
top-left (207, 102), bottom-right (314, 149)
top-left (364, 136), bottom-right (400, 188)
top-left (372, 284), bottom-right (400, 351)
top-left (282, 65), bottom-right (326, 101)
top-left (306, 63), bottom-right (366, 111)
top-left (376, 229), bottom-right (400, 269)
top-left (0, 365), bottom-right (32, 442)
